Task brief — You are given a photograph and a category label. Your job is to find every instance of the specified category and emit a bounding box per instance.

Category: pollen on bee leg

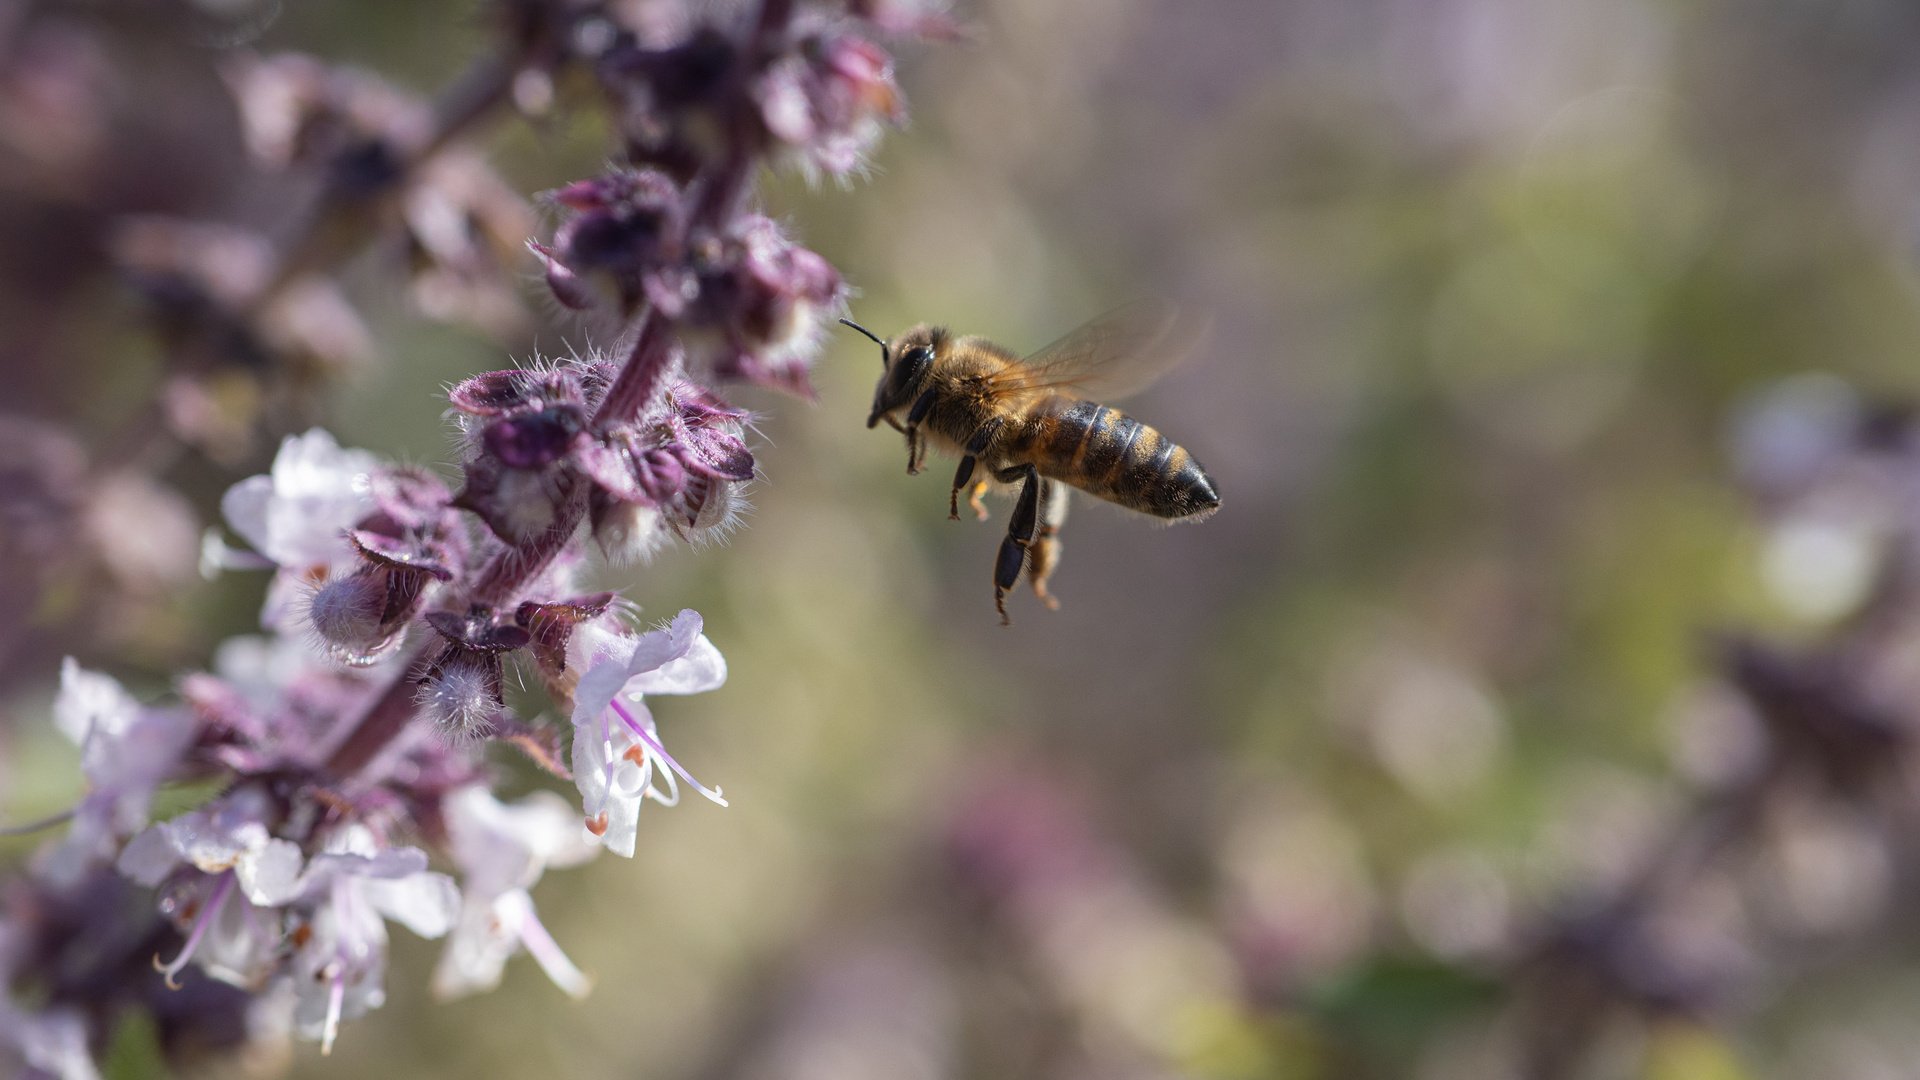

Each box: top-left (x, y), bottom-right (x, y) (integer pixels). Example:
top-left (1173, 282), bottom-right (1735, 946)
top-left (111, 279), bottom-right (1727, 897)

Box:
top-left (969, 480), bottom-right (991, 521)
top-left (1029, 524), bottom-right (1063, 611)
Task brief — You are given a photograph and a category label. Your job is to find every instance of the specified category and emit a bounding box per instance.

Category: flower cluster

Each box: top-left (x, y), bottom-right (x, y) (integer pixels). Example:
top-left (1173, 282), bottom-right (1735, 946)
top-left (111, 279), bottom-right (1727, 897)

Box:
top-left (535, 173), bottom-right (847, 395)
top-left (0, 0), bottom-right (942, 1073)
top-left (9, 430), bottom-right (734, 1058)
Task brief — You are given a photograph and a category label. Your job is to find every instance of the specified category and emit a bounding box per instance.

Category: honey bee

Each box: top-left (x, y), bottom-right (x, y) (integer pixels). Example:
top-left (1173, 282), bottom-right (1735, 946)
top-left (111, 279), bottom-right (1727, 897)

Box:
top-left (842, 300), bottom-right (1220, 625)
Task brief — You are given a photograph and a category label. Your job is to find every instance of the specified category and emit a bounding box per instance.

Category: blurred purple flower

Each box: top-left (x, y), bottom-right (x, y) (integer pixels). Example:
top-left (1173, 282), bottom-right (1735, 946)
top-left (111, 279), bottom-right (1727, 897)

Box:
top-left (38, 660), bottom-right (195, 888)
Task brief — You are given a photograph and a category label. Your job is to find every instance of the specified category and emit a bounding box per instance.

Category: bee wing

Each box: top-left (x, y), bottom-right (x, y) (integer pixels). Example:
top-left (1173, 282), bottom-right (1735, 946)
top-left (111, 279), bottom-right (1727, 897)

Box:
top-left (987, 299), bottom-right (1205, 400)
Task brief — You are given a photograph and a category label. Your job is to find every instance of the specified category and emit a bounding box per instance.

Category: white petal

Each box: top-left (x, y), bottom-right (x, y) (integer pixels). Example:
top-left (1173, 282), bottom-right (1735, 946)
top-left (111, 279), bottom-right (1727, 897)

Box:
top-left (172, 816), bottom-right (263, 873)
top-left (219, 474), bottom-right (275, 558)
top-left (445, 786), bottom-right (597, 893)
top-left (625, 633), bottom-right (726, 695)
top-left (570, 717), bottom-right (643, 858)
top-left (197, 892), bottom-right (281, 988)
top-left (236, 838), bottom-right (306, 906)
top-left (115, 825), bottom-right (181, 886)
top-left (430, 897), bottom-right (514, 1001)
top-left (271, 428), bottom-right (378, 501)
top-left (363, 871), bottom-right (461, 939)
top-left (620, 609), bottom-right (705, 679)
top-left (571, 657), bottom-right (632, 731)
top-left (252, 429), bottom-right (380, 568)
top-left (54, 658), bottom-right (139, 745)
top-left (320, 823), bottom-right (382, 859)
top-left (89, 709), bottom-right (195, 830)
top-left (497, 889), bottom-right (591, 999)
top-left (257, 567), bottom-right (317, 635)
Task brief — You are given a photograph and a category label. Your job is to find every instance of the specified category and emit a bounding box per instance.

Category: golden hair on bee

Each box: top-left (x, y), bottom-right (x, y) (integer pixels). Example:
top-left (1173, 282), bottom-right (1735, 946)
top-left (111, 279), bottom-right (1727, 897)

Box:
top-left (843, 301), bottom-right (1218, 625)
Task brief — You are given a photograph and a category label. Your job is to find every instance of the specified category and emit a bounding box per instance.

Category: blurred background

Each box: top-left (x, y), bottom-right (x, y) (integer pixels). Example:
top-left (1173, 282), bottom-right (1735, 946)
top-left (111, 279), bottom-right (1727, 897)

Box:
top-left (12, 0), bottom-right (1920, 1077)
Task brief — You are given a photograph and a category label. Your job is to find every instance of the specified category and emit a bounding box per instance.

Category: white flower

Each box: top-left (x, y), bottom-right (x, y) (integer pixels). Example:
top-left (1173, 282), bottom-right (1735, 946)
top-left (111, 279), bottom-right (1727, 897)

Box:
top-left (432, 785), bottom-right (598, 1001)
top-left (38, 659), bottom-right (194, 887)
top-left (220, 428), bottom-right (378, 569)
top-left (282, 827), bottom-right (459, 1054)
top-left (569, 608), bottom-right (728, 857)
top-left (119, 787), bottom-right (304, 988)
top-left (122, 803), bottom-right (458, 1053)
top-left (117, 788), bottom-right (303, 902)
top-left (217, 428), bottom-right (379, 631)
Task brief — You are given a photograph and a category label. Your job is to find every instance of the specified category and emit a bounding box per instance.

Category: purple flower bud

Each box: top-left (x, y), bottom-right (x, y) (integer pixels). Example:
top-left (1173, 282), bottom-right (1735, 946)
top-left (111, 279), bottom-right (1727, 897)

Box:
top-left (306, 532), bottom-right (454, 666)
top-left (418, 612), bottom-right (532, 741)
top-left (448, 368), bottom-right (581, 416)
top-left (530, 241), bottom-right (595, 310)
top-left (451, 454), bottom-right (573, 545)
top-left (598, 29), bottom-right (739, 181)
top-left (588, 488), bottom-right (670, 566)
top-left (684, 216), bottom-right (844, 397)
top-left (849, 0), bottom-right (966, 38)
top-left (453, 401), bottom-right (587, 545)
top-left (481, 407), bottom-right (586, 470)
top-left (752, 31), bottom-right (905, 179)
top-left (574, 433), bottom-right (650, 506)
top-left (674, 473), bottom-right (742, 538)
top-left (539, 170), bottom-right (684, 316)
top-left (678, 426), bottom-right (755, 482)
top-left (307, 572), bottom-right (398, 665)
top-left (364, 465), bottom-right (455, 536)
top-left (669, 380), bottom-right (752, 426)
top-left (515, 592), bottom-right (618, 684)
top-left (636, 448), bottom-right (690, 499)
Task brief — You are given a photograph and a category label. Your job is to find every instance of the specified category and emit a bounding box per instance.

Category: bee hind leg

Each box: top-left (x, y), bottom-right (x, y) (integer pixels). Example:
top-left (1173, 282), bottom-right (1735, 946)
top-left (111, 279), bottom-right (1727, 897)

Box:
top-left (993, 465), bottom-right (1041, 627)
top-left (1026, 481), bottom-right (1070, 610)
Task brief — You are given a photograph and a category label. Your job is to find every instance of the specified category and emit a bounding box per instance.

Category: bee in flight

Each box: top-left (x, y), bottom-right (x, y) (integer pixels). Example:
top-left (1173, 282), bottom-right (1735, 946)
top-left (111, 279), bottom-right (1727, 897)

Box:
top-left (842, 300), bottom-right (1220, 625)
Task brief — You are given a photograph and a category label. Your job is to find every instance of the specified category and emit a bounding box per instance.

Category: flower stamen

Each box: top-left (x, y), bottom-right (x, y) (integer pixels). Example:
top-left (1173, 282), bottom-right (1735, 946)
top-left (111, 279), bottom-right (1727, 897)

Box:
top-left (321, 966), bottom-right (346, 1056)
top-left (152, 871), bottom-right (234, 990)
top-left (610, 699), bottom-right (726, 806)
top-left (500, 890), bottom-right (592, 1000)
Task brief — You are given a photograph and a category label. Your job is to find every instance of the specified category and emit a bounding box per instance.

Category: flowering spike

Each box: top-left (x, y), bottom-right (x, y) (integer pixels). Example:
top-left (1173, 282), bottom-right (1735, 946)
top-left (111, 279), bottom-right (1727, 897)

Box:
top-left (0, 0), bottom-right (947, 1065)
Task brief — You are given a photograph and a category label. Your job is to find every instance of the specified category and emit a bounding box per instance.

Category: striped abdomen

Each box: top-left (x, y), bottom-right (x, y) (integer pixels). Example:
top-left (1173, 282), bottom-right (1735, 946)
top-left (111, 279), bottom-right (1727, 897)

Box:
top-left (1016, 397), bottom-right (1219, 518)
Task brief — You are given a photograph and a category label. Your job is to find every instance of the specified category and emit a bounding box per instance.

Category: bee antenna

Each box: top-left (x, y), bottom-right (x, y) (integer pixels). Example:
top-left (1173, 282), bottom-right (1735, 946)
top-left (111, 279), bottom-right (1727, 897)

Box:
top-left (838, 318), bottom-right (889, 364)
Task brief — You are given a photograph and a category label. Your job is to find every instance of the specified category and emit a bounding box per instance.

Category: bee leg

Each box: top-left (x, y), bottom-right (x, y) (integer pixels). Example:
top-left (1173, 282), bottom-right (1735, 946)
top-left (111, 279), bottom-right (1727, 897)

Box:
top-left (1027, 481), bottom-right (1070, 610)
top-left (994, 465), bottom-right (1041, 626)
top-left (969, 481), bottom-right (991, 521)
top-left (950, 457), bottom-right (974, 521)
top-left (949, 418), bottom-right (1007, 521)
top-left (903, 388), bottom-right (938, 475)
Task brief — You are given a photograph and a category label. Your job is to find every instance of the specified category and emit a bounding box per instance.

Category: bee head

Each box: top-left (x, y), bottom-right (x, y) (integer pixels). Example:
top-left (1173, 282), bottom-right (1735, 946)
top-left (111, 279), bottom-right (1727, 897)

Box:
top-left (842, 319), bottom-right (939, 429)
